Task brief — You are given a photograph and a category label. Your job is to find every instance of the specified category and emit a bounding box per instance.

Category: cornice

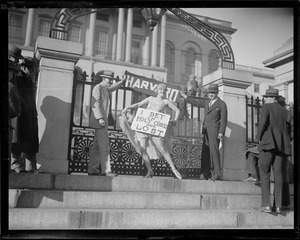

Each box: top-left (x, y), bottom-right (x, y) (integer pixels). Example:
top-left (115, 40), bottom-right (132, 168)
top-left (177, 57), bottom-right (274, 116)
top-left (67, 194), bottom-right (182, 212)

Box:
top-left (166, 12), bottom-right (237, 36)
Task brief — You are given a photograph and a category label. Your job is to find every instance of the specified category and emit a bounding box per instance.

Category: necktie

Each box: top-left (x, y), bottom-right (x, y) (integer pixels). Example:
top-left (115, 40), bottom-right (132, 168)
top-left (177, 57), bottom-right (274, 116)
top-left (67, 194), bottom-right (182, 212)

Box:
top-left (209, 101), bottom-right (212, 107)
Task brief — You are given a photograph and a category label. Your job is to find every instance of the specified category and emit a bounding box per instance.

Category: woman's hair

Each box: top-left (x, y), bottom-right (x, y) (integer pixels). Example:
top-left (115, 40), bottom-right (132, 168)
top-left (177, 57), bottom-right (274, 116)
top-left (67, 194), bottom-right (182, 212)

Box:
top-left (156, 83), bottom-right (167, 92)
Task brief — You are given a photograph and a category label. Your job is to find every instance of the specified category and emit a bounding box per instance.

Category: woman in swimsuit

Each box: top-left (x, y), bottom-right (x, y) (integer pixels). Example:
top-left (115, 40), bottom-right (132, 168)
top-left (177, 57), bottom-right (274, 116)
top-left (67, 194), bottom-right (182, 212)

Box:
top-left (121, 83), bottom-right (182, 179)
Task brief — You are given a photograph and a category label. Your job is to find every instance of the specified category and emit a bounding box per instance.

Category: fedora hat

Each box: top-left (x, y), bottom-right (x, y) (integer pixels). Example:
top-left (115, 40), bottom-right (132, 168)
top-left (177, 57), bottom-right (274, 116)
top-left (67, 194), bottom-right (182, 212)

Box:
top-left (262, 89), bottom-right (281, 98)
top-left (8, 44), bottom-right (23, 59)
top-left (207, 84), bottom-right (219, 93)
top-left (20, 56), bottom-right (36, 68)
top-left (98, 70), bottom-right (117, 80)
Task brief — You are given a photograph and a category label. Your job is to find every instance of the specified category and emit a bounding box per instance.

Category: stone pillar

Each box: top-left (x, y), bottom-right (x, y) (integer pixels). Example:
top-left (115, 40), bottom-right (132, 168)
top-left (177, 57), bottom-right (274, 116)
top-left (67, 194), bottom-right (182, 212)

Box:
top-left (143, 35), bottom-right (150, 66)
top-left (86, 10), bottom-right (96, 57)
top-left (151, 24), bottom-right (158, 67)
top-left (24, 9), bottom-right (35, 47)
top-left (125, 8), bottom-right (133, 63)
top-left (112, 33), bottom-right (117, 61)
top-left (159, 14), bottom-right (166, 68)
top-left (203, 68), bottom-right (252, 181)
top-left (35, 36), bottom-right (83, 174)
top-left (116, 8), bottom-right (124, 61)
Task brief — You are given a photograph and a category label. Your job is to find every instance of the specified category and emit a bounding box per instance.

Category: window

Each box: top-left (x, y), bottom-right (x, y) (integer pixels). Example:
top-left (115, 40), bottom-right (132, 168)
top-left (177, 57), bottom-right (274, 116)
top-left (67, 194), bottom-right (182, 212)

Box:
top-left (8, 13), bottom-right (24, 44)
top-left (208, 51), bottom-right (219, 73)
top-left (166, 43), bottom-right (175, 77)
top-left (186, 48), bottom-right (196, 76)
top-left (254, 83), bottom-right (260, 93)
top-left (94, 29), bottom-right (108, 57)
top-left (38, 19), bottom-right (51, 37)
top-left (132, 40), bottom-right (141, 64)
top-left (133, 20), bottom-right (142, 28)
top-left (69, 25), bottom-right (81, 43)
top-left (96, 13), bottom-right (109, 22)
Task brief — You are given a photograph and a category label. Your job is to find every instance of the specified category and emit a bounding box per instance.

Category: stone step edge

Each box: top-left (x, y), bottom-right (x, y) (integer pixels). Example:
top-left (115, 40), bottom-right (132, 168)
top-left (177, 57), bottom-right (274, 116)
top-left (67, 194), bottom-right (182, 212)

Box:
top-left (9, 208), bottom-right (295, 229)
top-left (9, 174), bottom-right (294, 196)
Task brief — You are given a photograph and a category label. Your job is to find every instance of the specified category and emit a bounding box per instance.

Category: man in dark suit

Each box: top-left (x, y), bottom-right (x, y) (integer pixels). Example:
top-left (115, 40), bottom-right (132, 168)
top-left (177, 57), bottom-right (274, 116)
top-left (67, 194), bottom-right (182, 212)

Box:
top-left (180, 84), bottom-right (227, 181)
top-left (256, 89), bottom-right (291, 214)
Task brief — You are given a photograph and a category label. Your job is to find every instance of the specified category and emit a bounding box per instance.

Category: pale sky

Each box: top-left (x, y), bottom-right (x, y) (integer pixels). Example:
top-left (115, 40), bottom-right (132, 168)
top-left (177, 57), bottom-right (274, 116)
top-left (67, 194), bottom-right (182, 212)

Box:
top-left (183, 8), bottom-right (294, 69)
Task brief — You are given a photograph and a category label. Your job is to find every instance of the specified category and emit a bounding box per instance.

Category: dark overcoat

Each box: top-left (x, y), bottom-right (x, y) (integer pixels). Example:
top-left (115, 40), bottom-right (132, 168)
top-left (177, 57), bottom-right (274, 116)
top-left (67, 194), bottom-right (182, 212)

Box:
top-left (257, 102), bottom-right (291, 155)
top-left (11, 71), bottom-right (39, 154)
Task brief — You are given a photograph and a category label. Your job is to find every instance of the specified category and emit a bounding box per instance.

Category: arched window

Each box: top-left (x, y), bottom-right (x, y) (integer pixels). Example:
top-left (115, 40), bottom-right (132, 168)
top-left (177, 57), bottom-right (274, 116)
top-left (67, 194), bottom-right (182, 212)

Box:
top-left (166, 42), bottom-right (175, 82)
top-left (186, 47), bottom-right (196, 77)
top-left (208, 51), bottom-right (220, 74)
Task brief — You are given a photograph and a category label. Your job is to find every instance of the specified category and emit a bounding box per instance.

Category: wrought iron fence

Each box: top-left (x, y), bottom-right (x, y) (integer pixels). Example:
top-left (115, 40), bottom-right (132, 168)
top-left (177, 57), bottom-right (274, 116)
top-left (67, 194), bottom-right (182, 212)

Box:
top-left (68, 68), bottom-right (204, 178)
top-left (245, 95), bottom-right (264, 149)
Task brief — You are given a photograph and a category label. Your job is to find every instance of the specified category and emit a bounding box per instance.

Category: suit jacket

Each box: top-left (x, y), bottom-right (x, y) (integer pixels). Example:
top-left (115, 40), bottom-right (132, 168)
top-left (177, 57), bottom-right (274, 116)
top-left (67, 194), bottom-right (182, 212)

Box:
top-left (185, 97), bottom-right (227, 136)
top-left (89, 80), bottom-right (124, 129)
top-left (257, 102), bottom-right (291, 155)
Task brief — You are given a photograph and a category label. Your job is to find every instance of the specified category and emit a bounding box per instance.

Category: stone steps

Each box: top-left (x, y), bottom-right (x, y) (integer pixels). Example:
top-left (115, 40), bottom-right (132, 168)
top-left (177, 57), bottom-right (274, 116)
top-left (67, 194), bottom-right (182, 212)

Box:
top-left (9, 173), bottom-right (294, 195)
top-left (9, 189), bottom-right (294, 210)
top-left (9, 208), bottom-right (294, 229)
top-left (8, 173), bottom-right (294, 230)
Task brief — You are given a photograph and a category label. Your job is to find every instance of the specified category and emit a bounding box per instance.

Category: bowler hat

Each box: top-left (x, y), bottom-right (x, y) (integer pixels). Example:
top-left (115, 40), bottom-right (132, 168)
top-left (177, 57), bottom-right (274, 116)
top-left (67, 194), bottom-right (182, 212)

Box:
top-left (98, 70), bottom-right (116, 79)
top-left (207, 84), bottom-right (219, 93)
top-left (20, 56), bottom-right (36, 68)
top-left (262, 89), bottom-right (281, 98)
top-left (8, 44), bottom-right (23, 59)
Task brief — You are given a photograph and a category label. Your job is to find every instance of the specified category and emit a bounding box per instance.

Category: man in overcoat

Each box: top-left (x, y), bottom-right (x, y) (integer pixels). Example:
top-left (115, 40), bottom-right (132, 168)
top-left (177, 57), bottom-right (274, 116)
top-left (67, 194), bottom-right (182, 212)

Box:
top-left (8, 44), bottom-right (22, 170)
top-left (180, 83), bottom-right (227, 181)
top-left (88, 70), bottom-right (126, 176)
top-left (11, 56), bottom-right (39, 173)
top-left (256, 89), bottom-right (291, 213)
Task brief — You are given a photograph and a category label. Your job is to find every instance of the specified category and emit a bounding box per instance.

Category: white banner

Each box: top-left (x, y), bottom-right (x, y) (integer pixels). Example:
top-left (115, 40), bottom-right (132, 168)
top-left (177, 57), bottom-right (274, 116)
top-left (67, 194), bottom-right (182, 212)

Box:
top-left (131, 108), bottom-right (170, 137)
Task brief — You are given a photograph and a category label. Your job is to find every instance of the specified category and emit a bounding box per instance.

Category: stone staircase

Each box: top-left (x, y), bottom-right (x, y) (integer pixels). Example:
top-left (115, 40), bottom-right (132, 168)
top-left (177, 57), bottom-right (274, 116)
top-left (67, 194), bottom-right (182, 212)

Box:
top-left (8, 173), bottom-right (294, 229)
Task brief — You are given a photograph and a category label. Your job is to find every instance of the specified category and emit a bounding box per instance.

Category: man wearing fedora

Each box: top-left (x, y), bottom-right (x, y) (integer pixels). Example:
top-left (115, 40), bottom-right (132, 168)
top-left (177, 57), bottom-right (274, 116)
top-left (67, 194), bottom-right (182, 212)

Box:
top-left (88, 70), bottom-right (126, 176)
top-left (180, 83), bottom-right (227, 181)
top-left (8, 44), bottom-right (23, 171)
top-left (256, 88), bottom-right (291, 214)
top-left (11, 56), bottom-right (39, 173)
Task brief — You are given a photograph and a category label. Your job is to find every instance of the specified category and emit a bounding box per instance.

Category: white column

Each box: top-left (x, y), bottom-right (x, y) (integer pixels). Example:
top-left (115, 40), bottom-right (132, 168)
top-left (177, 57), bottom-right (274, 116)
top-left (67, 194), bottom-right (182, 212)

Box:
top-left (116, 8), bottom-right (124, 61)
top-left (125, 8), bottom-right (133, 63)
top-left (181, 50), bottom-right (187, 80)
top-left (112, 33), bottom-right (117, 61)
top-left (143, 35), bottom-right (150, 66)
top-left (86, 10), bottom-right (96, 57)
top-left (159, 14), bottom-right (166, 68)
top-left (151, 24), bottom-right (158, 67)
top-left (24, 9), bottom-right (35, 46)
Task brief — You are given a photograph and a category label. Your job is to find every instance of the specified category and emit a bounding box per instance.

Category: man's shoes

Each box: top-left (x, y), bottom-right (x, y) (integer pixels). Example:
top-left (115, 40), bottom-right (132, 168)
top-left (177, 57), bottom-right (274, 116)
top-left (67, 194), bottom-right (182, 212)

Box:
top-left (242, 176), bottom-right (258, 182)
top-left (259, 206), bottom-right (272, 213)
top-left (275, 207), bottom-right (281, 214)
top-left (208, 176), bottom-right (220, 181)
top-left (199, 174), bottom-right (207, 180)
top-left (102, 172), bottom-right (118, 177)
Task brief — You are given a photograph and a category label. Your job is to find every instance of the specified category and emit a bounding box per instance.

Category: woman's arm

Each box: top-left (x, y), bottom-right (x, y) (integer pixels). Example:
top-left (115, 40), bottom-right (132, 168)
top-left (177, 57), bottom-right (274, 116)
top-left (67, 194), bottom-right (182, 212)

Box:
top-left (122, 97), bottom-right (151, 114)
top-left (167, 100), bottom-right (180, 121)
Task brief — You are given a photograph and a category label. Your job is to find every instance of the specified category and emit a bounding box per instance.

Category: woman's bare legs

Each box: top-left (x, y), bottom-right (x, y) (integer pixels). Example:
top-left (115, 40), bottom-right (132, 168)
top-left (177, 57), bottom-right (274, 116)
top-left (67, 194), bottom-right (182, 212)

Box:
top-left (137, 134), bottom-right (154, 178)
top-left (153, 137), bottom-right (182, 179)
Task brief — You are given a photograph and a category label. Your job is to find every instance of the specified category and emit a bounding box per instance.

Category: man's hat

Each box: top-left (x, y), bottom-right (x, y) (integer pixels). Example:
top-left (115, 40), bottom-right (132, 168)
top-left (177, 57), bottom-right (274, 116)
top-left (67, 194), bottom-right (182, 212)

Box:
top-left (98, 70), bottom-right (117, 80)
top-left (8, 44), bottom-right (23, 59)
top-left (20, 56), bottom-right (37, 68)
top-left (207, 84), bottom-right (219, 93)
top-left (262, 89), bottom-right (281, 98)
